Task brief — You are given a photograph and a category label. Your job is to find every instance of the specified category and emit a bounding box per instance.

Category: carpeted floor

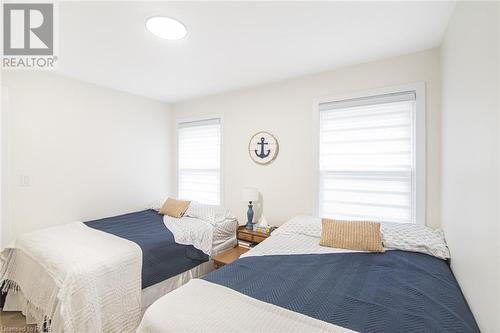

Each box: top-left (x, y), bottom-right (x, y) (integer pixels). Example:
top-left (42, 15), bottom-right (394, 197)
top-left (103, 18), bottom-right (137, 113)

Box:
top-left (0, 309), bottom-right (38, 332)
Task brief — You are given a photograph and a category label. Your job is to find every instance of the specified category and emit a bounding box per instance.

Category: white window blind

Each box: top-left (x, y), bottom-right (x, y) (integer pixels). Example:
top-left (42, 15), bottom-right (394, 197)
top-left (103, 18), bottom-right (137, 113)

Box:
top-left (319, 91), bottom-right (416, 223)
top-left (178, 118), bottom-right (221, 205)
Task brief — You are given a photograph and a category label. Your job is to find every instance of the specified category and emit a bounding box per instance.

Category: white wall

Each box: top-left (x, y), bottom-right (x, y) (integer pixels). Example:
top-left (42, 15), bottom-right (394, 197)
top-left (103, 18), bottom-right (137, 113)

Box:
top-left (172, 49), bottom-right (441, 228)
top-left (1, 71), bottom-right (173, 245)
top-left (440, 2), bottom-right (499, 332)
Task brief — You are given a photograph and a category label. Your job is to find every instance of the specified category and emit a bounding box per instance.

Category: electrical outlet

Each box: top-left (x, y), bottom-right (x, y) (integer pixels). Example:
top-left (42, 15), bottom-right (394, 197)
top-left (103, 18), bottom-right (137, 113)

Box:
top-left (20, 175), bottom-right (31, 187)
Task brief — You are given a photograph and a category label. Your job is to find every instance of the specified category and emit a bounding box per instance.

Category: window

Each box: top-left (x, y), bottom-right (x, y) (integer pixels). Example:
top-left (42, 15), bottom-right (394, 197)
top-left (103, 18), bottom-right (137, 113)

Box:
top-left (318, 90), bottom-right (422, 223)
top-left (177, 118), bottom-right (221, 205)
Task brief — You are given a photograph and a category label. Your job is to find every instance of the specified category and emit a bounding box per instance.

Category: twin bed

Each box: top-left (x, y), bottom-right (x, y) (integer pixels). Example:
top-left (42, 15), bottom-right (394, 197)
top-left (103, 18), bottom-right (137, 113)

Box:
top-left (1, 207), bottom-right (480, 333)
top-left (0, 202), bottom-right (237, 332)
top-left (138, 216), bottom-right (480, 333)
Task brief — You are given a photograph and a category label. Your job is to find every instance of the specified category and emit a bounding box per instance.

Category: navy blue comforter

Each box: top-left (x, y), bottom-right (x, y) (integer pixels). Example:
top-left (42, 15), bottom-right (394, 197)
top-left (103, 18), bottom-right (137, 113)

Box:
top-left (85, 210), bottom-right (208, 289)
top-left (204, 251), bottom-right (479, 333)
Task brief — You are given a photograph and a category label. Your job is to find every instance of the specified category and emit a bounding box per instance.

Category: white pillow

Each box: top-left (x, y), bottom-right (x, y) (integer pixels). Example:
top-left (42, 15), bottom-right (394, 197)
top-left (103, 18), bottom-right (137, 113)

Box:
top-left (272, 215), bottom-right (322, 238)
top-left (147, 199), bottom-right (164, 212)
top-left (185, 202), bottom-right (235, 225)
top-left (381, 222), bottom-right (450, 260)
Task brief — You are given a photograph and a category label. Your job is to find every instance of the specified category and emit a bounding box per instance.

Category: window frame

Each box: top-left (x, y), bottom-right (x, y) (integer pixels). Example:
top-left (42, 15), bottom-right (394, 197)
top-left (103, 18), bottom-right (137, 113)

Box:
top-left (175, 114), bottom-right (224, 205)
top-left (312, 83), bottom-right (426, 225)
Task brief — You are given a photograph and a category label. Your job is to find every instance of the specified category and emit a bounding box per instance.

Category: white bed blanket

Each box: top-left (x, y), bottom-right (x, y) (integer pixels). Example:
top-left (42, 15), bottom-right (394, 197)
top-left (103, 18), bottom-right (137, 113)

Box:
top-left (163, 215), bottom-right (237, 256)
top-left (0, 222), bottom-right (142, 333)
top-left (137, 279), bottom-right (355, 333)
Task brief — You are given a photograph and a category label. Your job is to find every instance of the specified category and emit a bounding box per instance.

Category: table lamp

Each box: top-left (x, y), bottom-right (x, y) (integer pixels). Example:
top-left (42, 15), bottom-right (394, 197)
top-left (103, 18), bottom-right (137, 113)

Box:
top-left (242, 187), bottom-right (259, 230)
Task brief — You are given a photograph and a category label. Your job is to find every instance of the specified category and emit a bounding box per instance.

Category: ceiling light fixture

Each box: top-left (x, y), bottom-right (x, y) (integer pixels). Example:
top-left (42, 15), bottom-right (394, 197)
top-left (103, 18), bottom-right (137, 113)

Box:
top-left (145, 16), bottom-right (187, 40)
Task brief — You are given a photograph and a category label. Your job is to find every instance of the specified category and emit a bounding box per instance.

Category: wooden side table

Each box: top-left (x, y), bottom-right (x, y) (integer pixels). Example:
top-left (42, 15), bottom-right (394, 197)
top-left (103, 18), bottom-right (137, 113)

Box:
top-left (213, 246), bottom-right (249, 269)
top-left (237, 226), bottom-right (270, 245)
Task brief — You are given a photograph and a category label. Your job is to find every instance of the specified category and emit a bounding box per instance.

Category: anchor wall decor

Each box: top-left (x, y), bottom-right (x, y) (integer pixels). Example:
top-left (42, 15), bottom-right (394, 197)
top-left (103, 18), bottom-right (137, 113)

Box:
top-left (248, 131), bottom-right (279, 165)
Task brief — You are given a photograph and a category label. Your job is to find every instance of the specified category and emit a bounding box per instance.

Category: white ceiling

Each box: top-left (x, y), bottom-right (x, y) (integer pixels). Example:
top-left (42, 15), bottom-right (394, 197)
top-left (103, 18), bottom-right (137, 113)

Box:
top-left (57, 1), bottom-right (455, 102)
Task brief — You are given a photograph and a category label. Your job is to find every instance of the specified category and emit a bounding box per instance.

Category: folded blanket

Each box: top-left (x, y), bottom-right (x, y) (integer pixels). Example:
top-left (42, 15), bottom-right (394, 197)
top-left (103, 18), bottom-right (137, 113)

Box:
top-left (137, 279), bottom-right (355, 333)
top-left (163, 216), bottom-right (214, 256)
top-left (0, 222), bottom-right (142, 333)
top-left (163, 215), bottom-right (237, 256)
top-left (163, 203), bottom-right (237, 256)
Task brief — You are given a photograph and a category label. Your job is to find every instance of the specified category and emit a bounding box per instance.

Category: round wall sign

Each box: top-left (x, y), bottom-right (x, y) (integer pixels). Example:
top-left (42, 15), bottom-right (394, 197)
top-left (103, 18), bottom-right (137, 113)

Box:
top-left (248, 131), bottom-right (279, 165)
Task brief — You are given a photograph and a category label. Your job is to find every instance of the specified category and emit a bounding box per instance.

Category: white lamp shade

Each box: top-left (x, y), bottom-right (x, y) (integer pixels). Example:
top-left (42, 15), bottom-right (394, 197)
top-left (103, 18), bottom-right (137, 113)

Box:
top-left (242, 187), bottom-right (259, 202)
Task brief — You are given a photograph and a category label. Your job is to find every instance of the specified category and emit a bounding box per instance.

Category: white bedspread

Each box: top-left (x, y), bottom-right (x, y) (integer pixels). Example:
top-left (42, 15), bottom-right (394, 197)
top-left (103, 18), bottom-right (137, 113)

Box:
top-left (0, 222), bottom-right (142, 333)
top-left (137, 279), bottom-right (355, 333)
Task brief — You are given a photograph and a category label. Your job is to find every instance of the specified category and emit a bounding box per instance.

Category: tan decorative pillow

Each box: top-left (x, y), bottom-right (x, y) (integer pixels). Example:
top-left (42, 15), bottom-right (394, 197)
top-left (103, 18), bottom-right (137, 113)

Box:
top-left (159, 198), bottom-right (191, 218)
top-left (320, 219), bottom-right (384, 252)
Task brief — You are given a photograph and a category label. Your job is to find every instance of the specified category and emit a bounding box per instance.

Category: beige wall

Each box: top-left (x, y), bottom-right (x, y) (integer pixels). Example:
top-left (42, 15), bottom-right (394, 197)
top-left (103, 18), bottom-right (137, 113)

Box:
top-left (1, 71), bottom-right (173, 244)
top-left (173, 49), bottom-right (441, 228)
top-left (440, 2), bottom-right (499, 332)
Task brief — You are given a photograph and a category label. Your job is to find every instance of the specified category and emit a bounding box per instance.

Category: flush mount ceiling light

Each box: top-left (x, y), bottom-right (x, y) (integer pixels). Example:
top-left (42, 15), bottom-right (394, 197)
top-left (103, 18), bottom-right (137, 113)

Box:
top-left (145, 16), bottom-right (187, 40)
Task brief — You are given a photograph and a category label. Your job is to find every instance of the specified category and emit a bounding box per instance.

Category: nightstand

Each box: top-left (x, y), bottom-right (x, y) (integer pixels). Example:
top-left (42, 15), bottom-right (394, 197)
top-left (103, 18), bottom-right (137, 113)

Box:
top-left (213, 246), bottom-right (249, 269)
top-left (237, 226), bottom-right (270, 245)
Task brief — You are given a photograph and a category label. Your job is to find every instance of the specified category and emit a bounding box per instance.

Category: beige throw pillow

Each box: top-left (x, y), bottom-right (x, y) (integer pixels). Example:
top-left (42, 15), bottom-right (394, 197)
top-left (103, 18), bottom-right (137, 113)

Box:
top-left (159, 198), bottom-right (191, 218)
top-left (320, 219), bottom-right (384, 252)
